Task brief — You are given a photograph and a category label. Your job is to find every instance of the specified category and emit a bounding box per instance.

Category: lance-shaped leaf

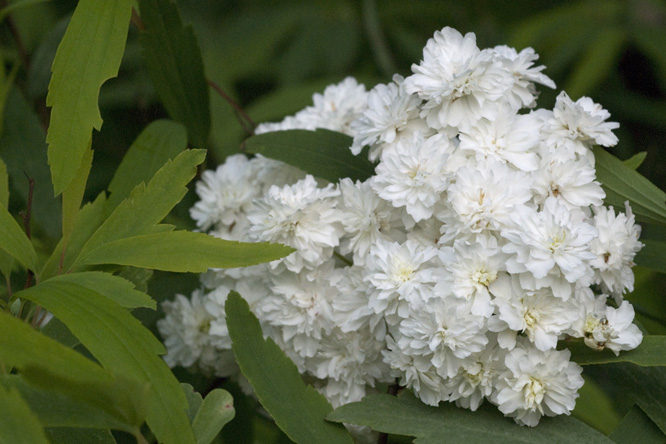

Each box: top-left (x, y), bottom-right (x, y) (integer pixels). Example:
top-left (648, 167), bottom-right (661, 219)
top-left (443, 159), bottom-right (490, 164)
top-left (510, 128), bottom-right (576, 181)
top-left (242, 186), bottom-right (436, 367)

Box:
top-left (594, 147), bottom-right (666, 226)
top-left (609, 404), bottom-right (666, 444)
top-left (327, 392), bottom-right (614, 444)
top-left (73, 149), bottom-right (206, 269)
top-left (80, 231), bottom-right (294, 272)
top-left (226, 291), bottom-right (354, 444)
top-left (562, 336), bottom-right (666, 366)
top-left (61, 147), bottom-right (93, 249)
top-left (0, 203), bottom-right (37, 272)
top-left (16, 280), bottom-right (195, 444)
top-left (0, 384), bottom-right (50, 444)
top-left (139, 0), bottom-right (210, 147)
top-left (106, 119), bottom-right (188, 214)
top-left (241, 129), bottom-right (375, 183)
top-left (46, 0), bottom-right (133, 195)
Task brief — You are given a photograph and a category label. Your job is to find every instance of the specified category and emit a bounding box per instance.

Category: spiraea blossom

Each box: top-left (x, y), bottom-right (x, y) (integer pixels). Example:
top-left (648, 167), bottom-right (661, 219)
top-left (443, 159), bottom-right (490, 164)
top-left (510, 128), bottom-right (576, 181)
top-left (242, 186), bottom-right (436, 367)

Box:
top-left (158, 25), bottom-right (644, 429)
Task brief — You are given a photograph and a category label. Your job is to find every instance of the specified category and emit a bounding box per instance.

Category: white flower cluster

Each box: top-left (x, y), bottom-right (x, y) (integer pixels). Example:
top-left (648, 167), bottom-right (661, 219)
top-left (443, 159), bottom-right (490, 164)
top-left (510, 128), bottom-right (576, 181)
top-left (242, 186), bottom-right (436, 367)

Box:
top-left (157, 26), bottom-right (644, 427)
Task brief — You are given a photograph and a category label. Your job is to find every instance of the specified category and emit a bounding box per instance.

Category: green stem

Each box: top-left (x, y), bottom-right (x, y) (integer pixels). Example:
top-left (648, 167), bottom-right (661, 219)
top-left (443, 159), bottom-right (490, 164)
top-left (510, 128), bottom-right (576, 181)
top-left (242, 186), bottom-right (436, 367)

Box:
top-left (362, 0), bottom-right (397, 79)
top-left (334, 251), bottom-right (353, 267)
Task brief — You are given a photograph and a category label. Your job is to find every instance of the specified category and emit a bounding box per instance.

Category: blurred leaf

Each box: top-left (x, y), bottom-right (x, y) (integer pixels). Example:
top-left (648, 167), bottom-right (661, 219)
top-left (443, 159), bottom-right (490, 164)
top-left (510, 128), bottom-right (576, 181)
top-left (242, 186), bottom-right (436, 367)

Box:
top-left (0, 58), bottom-right (19, 135)
top-left (0, 384), bottom-right (50, 444)
top-left (604, 364), bottom-right (666, 436)
top-left (139, 0), bottom-right (210, 147)
top-left (40, 317), bottom-right (79, 348)
top-left (46, 0), bottom-right (132, 195)
top-left (106, 119), bottom-right (187, 214)
top-left (192, 389), bottom-right (235, 444)
top-left (631, 25), bottom-right (666, 94)
top-left (609, 404), bottom-right (666, 444)
top-left (327, 392), bottom-right (614, 444)
top-left (226, 291), bottom-right (354, 444)
top-left (61, 146), bottom-right (93, 249)
top-left (21, 366), bottom-right (150, 433)
top-left (563, 336), bottom-right (666, 366)
top-left (594, 147), bottom-right (666, 225)
top-left (242, 129), bottom-right (374, 183)
top-left (26, 13), bottom-right (69, 99)
top-left (0, 0), bottom-right (51, 22)
top-left (0, 199), bottom-right (38, 272)
top-left (48, 271), bottom-right (156, 309)
top-left (572, 376), bottom-right (621, 435)
top-left (73, 149), bottom-right (206, 269)
top-left (181, 383), bottom-right (204, 423)
top-left (80, 231), bottom-right (294, 272)
top-left (0, 87), bottom-right (61, 238)
top-left (41, 192), bottom-right (106, 280)
top-left (635, 239), bottom-right (666, 274)
top-left (564, 27), bottom-right (625, 99)
top-left (623, 152), bottom-right (647, 170)
top-left (117, 266), bottom-right (154, 293)
top-left (16, 280), bottom-right (196, 444)
top-left (47, 428), bottom-right (117, 444)
top-left (0, 158), bottom-right (12, 280)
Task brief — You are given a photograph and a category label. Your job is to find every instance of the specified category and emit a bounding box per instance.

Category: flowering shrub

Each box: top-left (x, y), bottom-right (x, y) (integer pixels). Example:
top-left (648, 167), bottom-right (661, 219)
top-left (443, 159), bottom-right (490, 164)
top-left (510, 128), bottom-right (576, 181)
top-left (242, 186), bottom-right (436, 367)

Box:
top-left (159, 27), bottom-right (644, 428)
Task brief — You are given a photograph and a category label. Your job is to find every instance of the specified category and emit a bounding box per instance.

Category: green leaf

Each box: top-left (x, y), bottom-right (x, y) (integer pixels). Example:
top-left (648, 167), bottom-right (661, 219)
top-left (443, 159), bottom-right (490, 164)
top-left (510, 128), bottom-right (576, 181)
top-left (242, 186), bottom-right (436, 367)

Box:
top-left (327, 392), bottom-right (614, 444)
top-left (46, 0), bottom-right (133, 195)
top-left (62, 146), bottom-right (93, 248)
top-left (0, 202), bottom-right (38, 272)
top-left (0, 157), bottom-right (7, 208)
top-left (192, 389), bottom-right (235, 444)
top-left (106, 119), bottom-right (188, 214)
top-left (563, 27), bottom-right (625, 98)
top-left (609, 404), bottom-right (666, 444)
top-left (226, 291), bottom-right (354, 444)
top-left (594, 147), bottom-right (666, 225)
top-left (635, 239), bottom-right (666, 274)
top-left (572, 376), bottom-right (622, 434)
top-left (563, 336), bottom-right (666, 366)
top-left (48, 272), bottom-right (156, 309)
top-left (623, 151), bottom-right (647, 170)
top-left (80, 231), bottom-right (294, 272)
top-left (0, 0), bottom-right (52, 23)
top-left (241, 129), bottom-right (375, 183)
top-left (0, 384), bottom-right (50, 444)
top-left (73, 149), bottom-right (206, 269)
top-left (0, 87), bottom-right (61, 238)
top-left (138, 0), bottom-right (210, 147)
top-left (16, 280), bottom-right (196, 444)
top-left (181, 384), bottom-right (204, 424)
top-left (46, 428), bottom-right (117, 444)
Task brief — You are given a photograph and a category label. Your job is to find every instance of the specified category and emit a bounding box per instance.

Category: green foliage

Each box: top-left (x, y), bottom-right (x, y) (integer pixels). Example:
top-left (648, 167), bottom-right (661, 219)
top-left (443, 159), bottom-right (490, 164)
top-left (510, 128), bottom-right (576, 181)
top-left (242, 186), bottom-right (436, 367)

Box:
top-left (635, 240), bottom-right (666, 275)
top-left (226, 291), bottom-right (354, 444)
top-left (0, 384), bottom-right (50, 444)
top-left (609, 405), bottom-right (665, 444)
top-left (563, 336), bottom-right (666, 366)
top-left (0, 200), bottom-right (37, 271)
top-left (46, 0), bottom-right (133, 195)
top-left (138, 0), bottom-right (211, 148)
top-left (242, 129), bottom-right (376, 182)
top-left (192, 388), bottom-right (236, 444)
top-left (328, 391), bottom-right (614, 444)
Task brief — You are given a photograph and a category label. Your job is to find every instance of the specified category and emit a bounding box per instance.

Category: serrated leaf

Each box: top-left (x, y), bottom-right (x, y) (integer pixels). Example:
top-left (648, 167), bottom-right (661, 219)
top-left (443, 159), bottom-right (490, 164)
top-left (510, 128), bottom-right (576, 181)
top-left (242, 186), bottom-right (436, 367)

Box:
top-left (192, 389), bottom-right (235, 444)
top-left (62, 146), bottom-right (93, 248)
top-left (563, 336), bottom-right (666, 366)
top-left (609, 404), bottom-right (666, 444)
top-left (327, 392), bottom-right (614, 444)
top-left (623, 151), bottom-right (647, 170)
top-left (46, 0), bottom-right (133, 195)
top-left (635, 239), bottom-right (666, 274)
top-left (48, 272), bottom-right (156, 309)
top-left (106, 119), bottom-right (187, 214)
top-left (0, 87), bottom-right (61, 238)
top-left (73, 149), bottom-right (206, 270)
top-left (80, 231), bottom-right (294, 272)
top-left (0, 202), bottom-right (37, 272)
top-left (0, 384), bottom-right (50, 444)
top-left (46, 428), bottom-right (117, 444)
top-left (226, 291), bottom-right (354, 444)
top-left (138, 0), bottom-right (210, 147)
top-left (241, 129), bottom-right (375, 183)
top-left (16, 280), bottom-right (195, 444)
top-left (563, 27), bottom-right (625, 98)
top-left (181, 384), bottom-right (204, 424)
top-left (594, 147), bottom-right (666, 225)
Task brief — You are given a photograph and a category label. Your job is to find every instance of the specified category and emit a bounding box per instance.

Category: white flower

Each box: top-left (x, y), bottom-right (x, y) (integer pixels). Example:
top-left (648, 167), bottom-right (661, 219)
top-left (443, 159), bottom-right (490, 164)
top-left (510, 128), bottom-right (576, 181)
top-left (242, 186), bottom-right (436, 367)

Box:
top-left (493, 343), bottom-right (583, 426)
top-left (351, 75), bottom-right (427, 161)
top-left (532, 156), bottom-right (605, 209)
top-left (490, 45), bottom-right (556, 109)
top-left (372, 132), bottom-right (451, 222)
top-left (502, 197), bottom-right (597, 284)
top-left (590, 203), bottom-right (643, 297)
top-left (404, 27), bottom-right (513, 132)
top-left (446, 342), bottom-right (505, 411)
top-left (248, 175), bottom-right (342, 273)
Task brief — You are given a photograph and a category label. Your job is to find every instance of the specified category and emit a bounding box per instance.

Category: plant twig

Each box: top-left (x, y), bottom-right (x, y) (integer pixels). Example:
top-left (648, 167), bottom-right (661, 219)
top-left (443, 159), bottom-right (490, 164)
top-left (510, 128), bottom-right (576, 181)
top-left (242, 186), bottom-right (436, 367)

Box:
top-left (207, 79), bottom-right (256, 136)
top-left (131, 7), bottom-right (145, 32)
